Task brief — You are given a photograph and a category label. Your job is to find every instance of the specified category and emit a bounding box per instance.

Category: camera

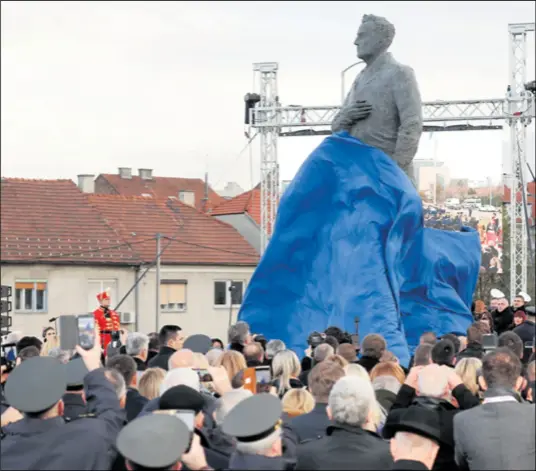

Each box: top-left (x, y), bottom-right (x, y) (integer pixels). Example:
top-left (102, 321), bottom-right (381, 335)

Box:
top-left (307, 331), bottom-right (326, 349)
top-left (1, 355), bottom-right (15, 375)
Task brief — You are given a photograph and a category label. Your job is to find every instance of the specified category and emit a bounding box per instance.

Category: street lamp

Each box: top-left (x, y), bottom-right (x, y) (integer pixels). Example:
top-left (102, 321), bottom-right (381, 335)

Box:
top-left (340, 61), bottom-right (364, 104)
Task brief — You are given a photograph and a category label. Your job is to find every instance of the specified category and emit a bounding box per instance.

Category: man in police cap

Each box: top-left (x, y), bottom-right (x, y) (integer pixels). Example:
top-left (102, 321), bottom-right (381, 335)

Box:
top-left (222, 393), bottom-right (289, 470)
top-left (116, 413), bottom-right (213, 470)
top-left (0, 328), bottom-right (125, 470)
top-left (62, 357), bottom-right (90, 422)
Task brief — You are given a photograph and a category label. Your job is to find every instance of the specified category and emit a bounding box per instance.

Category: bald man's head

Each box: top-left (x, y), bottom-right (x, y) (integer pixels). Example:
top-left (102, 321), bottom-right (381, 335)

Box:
top-left (243, 342), bottom-right (264, 363)
top-left (168, 349), bottom-right (194, 370)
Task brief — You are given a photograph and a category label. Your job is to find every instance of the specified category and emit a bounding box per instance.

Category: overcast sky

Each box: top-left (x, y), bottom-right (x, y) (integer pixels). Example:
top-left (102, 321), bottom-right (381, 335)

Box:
top-left (1, 1), bottom-right (535, 190)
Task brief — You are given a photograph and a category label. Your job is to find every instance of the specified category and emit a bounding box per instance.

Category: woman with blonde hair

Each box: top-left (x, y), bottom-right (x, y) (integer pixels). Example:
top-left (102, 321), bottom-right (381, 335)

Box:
top-left (455, 357), bottom-right (482, 398)
top-left (40, 327), bottom-right (58, 357)
top-left (271, 350), bottom-right (303, 398)
top-left (282, 388), bottom-right (315, 419)
top-left (138, 367), bottom-right (166, 400)
top-left (216, 350), bottom-right (247, 385)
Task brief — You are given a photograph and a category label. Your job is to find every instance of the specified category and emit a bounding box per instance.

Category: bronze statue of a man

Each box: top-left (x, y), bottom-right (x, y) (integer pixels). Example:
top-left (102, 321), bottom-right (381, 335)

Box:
top-left (332, 14), bottom-right (423, 179)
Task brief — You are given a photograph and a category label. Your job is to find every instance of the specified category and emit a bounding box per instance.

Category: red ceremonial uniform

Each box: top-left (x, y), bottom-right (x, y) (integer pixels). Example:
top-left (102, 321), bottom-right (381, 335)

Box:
top-left (93, 290), bottom-right (120, 354)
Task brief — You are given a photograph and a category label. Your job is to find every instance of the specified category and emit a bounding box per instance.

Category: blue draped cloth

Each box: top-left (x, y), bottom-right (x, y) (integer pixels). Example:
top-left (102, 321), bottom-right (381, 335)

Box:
top-left (238, 132), bottom-right (480, 367)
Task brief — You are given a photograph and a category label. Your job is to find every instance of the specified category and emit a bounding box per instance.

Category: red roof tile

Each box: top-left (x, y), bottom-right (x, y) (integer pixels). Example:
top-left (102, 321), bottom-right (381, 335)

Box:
top-left (88, 194), bottom-right (259, 266)
top-left (1, 178), bottom-right (139, 265)
top-left (212, 187), bottom-right (261, 225)
top-left (95, 174), bottom-right (225, 213)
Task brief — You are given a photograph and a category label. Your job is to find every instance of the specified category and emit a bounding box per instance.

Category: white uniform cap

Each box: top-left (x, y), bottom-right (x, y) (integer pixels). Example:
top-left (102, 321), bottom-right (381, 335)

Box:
top-left (490, 289), bottom-right (505, 299)
top-left (518, 292), bottom-right (531, 303)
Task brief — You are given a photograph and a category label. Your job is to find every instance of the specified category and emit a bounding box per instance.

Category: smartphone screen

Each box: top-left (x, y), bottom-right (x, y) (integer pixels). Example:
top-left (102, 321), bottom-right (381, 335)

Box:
top-left (194, 368), bottom-right (214, 393)
top-left (255, 367), bottom-right (271, 394)
top-left (482, 333), bottom-right (498, 350)
top-left (194, 368), bottom-right (213, 382)
top-left (58, 315), bottom-right (78, 351)
top-left (77, 314), bottom-right (95, 350)
top-left (175, 410), bottom-right (195, 432)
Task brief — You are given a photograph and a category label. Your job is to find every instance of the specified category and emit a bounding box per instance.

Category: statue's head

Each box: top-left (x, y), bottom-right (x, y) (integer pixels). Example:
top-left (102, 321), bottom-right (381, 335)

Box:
top-left (354, 14), bottom-right (396, 61)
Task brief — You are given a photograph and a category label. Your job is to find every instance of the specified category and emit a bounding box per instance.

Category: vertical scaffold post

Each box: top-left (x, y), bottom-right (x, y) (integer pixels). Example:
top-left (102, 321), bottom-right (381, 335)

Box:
top-left (254, 62), bottom-right (280, 254)
top-left (506, 22), bottom-right (534, 297)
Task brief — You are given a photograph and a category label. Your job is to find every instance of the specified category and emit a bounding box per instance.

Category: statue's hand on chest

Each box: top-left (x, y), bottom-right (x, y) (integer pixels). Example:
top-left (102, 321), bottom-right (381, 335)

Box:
top-left (340, 100), bottom-right (372, 127)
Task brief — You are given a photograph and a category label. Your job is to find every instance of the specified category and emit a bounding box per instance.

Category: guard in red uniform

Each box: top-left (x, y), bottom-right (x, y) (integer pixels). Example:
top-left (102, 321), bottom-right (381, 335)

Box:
top-left (93, 289), bottom-right (120, 355)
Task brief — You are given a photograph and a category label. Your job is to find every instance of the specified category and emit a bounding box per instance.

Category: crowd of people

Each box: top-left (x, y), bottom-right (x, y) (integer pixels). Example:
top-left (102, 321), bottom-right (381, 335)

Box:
top-left (0, 287), bottom-right (535, 471)
top-left (423, 205), bottom-right (503, 274)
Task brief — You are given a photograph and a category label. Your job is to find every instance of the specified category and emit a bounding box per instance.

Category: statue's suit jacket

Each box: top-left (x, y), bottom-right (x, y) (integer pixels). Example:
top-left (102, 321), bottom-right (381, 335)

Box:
top-left (333, 52), bottom-right (422, 177)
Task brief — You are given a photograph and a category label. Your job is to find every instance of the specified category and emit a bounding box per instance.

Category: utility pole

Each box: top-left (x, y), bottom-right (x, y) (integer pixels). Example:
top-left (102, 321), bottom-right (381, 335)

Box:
top-left (340, 61), bottom-right (364, 104)
top-left (156, 233), bottom-right (161, 332)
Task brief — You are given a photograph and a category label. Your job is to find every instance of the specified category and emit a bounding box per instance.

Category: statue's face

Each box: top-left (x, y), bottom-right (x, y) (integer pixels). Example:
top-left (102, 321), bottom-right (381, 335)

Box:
top-left (354, 21), bottom-right (381, 60)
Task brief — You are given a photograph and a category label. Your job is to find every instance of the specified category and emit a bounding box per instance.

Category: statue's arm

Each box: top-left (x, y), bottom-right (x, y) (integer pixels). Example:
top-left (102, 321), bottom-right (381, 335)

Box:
top-left (331, 92), bottom-right (353, 133)
top-left (393, 66), bottom-right (423, 168)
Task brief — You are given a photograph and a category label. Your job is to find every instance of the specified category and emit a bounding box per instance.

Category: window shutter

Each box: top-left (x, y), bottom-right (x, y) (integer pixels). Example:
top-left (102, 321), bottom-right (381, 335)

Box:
top-left (160, 284), bottom-right (169, 305)
top-left (168, 283), bottom-right (186, 303)
top-left (15, 282), bottom-right (34, 290)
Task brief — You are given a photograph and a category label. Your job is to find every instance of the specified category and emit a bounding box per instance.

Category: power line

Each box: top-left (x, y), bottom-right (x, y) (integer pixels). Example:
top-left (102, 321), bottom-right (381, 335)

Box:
top-left (210, 132), bottom-right (259, 191)
top-left (5, 236), bottom-right (156, 261)
top-left (162, 235), bottom-right (259, 258)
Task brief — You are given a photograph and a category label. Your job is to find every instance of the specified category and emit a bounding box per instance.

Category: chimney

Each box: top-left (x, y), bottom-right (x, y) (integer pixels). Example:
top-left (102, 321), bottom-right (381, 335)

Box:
top-left (139, 168), bottom-right (153, 180)
top-left (77, 174), bottom-right (95, 193)
top-left (178, 190), bottom-right (196, 207)
top-left (118, 167), bottom-right (132, 179)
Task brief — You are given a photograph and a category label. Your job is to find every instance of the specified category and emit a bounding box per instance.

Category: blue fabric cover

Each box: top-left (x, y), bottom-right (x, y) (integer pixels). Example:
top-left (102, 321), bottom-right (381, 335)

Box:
top-left (238, 132), bottom-right (480, 367)
top-left (400, 226), bottom-right (481, 351)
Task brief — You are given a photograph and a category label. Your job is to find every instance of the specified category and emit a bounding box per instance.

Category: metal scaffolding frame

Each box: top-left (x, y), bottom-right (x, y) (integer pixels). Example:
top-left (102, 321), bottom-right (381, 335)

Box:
top-left (247, 23), bottom-right (535, 294)
top-left (507, 23), bottom-right (535, 298)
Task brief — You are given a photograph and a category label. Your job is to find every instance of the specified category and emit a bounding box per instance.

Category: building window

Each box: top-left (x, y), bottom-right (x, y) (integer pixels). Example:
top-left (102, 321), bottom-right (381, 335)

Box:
top-left (87, 280), bottom-right (118, 312)
top-left (160, 280), bottom-right (187, 312)
top-left (214, 281), bottom-right (244, 307)
top-left (14, 281), bottom-right (47, 313)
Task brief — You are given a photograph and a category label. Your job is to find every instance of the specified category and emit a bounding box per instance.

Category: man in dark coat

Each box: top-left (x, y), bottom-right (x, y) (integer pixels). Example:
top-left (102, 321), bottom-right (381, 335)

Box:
top-left (288, 361), bottom-right (345, 444)
top-left (491, 297), bottom-right (514, 335)
top-left (227, 321), bottom-right (252, 354)
top-left (357, 334), bottom-right (386, 372)
top-left (125, 332), bottom-right (149, 372)
top-left (106, 355), bottom-right (148, 422)
top-left (296, 376), bottom-right (393, 470)
top-left (456, 323), bottom-right (486, 361)
top-left (222, 393), bottom-right (289, 470)
top-left (0, 338), bottom-right (125, 470)
top-left (148, 325), bottom-right (184, 371)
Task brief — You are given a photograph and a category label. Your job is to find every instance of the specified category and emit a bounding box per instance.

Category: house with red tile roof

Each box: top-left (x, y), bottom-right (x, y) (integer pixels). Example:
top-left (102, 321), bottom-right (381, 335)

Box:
top-left (91, 167), bottom-right (225, 213)
top-left (211, 185), bottom-right (262, 253)
top-left (1, 178), bottom-right (140, 337)
top-left (211, 180), bottom-right (291, 253)
top-left (1, 178), bottom-right (259, 338)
